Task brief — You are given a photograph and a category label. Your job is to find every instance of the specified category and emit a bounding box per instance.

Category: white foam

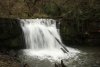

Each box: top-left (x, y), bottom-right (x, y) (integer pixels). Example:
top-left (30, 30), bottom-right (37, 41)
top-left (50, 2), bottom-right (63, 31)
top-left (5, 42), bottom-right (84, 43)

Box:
top-left (20, 19), bottom-right (80, 62)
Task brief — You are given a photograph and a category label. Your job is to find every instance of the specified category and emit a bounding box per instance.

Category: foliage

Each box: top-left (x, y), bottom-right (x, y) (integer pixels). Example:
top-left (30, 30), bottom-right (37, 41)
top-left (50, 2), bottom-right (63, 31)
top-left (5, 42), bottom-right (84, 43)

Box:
top-left (0, 0), bottom-right (99, 19)
top-left (42, 2), bottom-right (61, 17)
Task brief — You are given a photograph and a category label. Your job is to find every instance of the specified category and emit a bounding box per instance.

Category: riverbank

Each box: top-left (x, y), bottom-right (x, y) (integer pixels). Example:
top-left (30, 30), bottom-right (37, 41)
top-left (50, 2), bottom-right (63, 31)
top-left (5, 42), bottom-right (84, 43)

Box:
top-left (0, 49), bottom-right (21, 67)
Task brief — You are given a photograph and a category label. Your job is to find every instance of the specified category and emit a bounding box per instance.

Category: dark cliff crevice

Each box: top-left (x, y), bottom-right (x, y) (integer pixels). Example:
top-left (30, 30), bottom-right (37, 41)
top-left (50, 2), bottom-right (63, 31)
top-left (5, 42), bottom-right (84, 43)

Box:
top-left (0, 18), bottom-right (25, 49)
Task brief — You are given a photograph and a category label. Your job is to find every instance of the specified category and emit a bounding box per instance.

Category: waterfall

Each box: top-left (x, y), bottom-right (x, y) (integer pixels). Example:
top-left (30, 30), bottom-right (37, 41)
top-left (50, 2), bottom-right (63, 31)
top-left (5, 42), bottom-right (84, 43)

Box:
top-left (20, 19), bottom-right (80, 62)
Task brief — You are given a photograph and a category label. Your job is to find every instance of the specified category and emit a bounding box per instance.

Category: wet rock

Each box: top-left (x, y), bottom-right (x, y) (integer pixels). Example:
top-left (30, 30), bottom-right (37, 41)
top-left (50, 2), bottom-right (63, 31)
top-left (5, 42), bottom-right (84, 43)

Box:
top-left (9, 50), bottom-right (16, 57)
top-left (0, 53), bottom-right (21, 67)
top-left (61, 60), bottom-right (66, 67)
top-left (0, 18), bottom-right (25, 49)
top-left (24, 63), bottom-right (29, 67)
top-left (55, 63), bottom-right (58, 67)
top-left (0, 18), bottom-right (21, 39)
top-left (55, 60), bottom-right (67, 67)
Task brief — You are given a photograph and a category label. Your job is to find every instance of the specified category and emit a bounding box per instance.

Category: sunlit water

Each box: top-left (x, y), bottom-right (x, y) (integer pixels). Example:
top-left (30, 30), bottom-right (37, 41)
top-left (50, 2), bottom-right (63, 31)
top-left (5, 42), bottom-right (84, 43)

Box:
top-left (20, 19), bottom-right (80, 67)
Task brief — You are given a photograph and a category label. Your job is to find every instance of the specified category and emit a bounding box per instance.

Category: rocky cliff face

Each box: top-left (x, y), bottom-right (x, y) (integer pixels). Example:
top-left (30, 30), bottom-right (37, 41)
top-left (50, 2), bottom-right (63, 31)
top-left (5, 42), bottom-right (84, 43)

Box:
top-left (0, 18), bottom-right (25, 49)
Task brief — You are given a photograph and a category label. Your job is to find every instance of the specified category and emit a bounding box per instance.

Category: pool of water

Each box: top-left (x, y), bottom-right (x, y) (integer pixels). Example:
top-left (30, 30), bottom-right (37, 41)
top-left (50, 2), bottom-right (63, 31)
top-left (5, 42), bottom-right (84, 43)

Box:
top-left (19, 46), bottom-right (100, 67)
top-left (64, 46), bottom-right (100, 67)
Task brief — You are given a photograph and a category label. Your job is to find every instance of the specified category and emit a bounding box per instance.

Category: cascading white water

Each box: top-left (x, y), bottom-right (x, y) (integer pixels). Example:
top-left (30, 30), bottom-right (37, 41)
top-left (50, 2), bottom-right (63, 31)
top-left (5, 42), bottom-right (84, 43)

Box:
top-left (21, 19), bottom-right (62, 50)
top-left (20, 19), bottom-right (80, 62)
